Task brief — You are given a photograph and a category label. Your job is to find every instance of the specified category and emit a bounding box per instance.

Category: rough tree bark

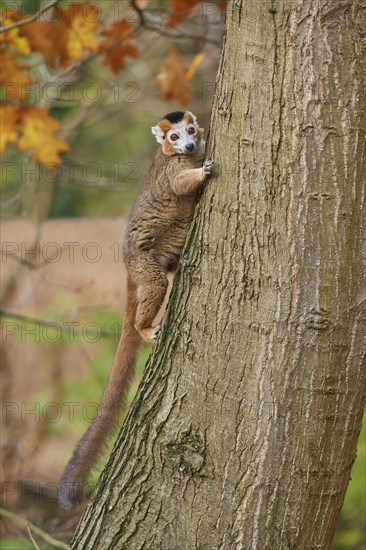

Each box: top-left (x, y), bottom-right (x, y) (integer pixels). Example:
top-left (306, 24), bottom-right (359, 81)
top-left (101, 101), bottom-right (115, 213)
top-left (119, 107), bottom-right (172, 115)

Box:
top-left (70, 1), bottom-right (366, 548)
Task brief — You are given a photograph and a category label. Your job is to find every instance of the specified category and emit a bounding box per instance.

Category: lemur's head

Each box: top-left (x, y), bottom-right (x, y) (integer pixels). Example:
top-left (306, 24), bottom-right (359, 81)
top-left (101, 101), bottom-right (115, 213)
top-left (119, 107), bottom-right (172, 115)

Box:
top-left (151, 111), bottom-right (203, 156)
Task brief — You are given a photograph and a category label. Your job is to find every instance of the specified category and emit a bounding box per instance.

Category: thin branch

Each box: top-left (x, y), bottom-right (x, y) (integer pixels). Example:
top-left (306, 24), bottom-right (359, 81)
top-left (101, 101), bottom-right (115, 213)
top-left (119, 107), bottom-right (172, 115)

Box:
top-left (11, 274), bottom-right (46, 308)
top-left (0, 247), bottom-right (65, 269)
top-left (0, 186), bottom-right (26, 212)
top-left (0, 0), bottom-right (60, 33)
top-left (27, 524), bottom-right (41, 550)
top-left (0, 508), bottom-right (68, 550)
top-left (1, 158), bottom-right (39, 213)
top-left (60, 103), bottom-right (97, 138)
top-left (41, 278), bottom-right (93, 294)
top-left (144, 23), bottom-right (221, 46)
top-left (129, 0), bottom-right (221, 46)
top-left (130, 0), bottom-right (146, 26)
top-left (0, 307), bottom-right (116, 339)
top-left (63, 177), bottom-right (136, 191)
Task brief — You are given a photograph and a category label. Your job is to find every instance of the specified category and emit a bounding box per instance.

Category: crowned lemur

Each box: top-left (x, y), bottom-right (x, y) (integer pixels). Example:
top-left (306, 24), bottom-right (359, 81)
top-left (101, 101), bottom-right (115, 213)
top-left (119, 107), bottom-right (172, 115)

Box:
top-left (58, 110), bottom-right (214, 509)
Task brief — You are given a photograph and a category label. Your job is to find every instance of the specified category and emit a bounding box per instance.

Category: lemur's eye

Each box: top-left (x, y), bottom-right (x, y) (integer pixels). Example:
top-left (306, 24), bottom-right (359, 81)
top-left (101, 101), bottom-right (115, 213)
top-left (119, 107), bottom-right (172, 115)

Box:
top-left (170, 134), bottom-right (179, 141)
top-left (188, 127), bottom-right (195, 135)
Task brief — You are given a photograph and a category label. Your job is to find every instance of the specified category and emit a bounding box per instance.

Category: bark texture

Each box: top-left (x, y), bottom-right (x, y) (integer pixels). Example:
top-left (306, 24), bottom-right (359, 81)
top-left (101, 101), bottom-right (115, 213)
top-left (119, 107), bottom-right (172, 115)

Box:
top-left (71, 0), bottom-right (366, 548)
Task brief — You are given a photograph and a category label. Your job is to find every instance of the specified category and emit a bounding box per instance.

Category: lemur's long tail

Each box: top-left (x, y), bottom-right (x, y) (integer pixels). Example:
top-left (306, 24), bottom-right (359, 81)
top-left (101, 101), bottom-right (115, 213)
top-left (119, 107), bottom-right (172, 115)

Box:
top-left (58, 278), bottom-right (141, 509)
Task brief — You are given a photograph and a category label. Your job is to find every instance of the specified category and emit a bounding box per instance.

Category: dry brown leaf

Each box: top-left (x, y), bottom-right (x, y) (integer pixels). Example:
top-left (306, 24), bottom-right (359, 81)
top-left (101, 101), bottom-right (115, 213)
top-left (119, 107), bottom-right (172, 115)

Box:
top-left (101, 19), bottom-right (139, 73)
top-left (155, 47), bottom-right (193, 106)
top-left (18, 108), bottom-right (71, 165)
top-left (0, 104), bottom-right (22, 154)
top-left (8, 9), bottom-right (66, 66)
top-left (0, 48), bottom-right (35, 100)
top-left (166, 0), bottom-right (202, 27)
top-left (19, 19), bottom-right (69, 67)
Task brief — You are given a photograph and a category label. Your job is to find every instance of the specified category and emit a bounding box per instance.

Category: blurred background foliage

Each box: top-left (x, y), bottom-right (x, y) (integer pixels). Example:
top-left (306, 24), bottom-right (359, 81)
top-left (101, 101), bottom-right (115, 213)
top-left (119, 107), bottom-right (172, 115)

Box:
top-left (0, 1), bottom-right (364, 548)
top-left (1, 0), bottom-right (217, 221)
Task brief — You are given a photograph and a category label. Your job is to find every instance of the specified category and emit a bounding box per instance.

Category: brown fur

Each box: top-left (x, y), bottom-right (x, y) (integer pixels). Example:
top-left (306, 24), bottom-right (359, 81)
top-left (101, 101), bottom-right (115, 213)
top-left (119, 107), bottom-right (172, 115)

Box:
top-left (58, 278), bottom-right (141, 509)
top-left (58, 112), bottom-right (213, 509)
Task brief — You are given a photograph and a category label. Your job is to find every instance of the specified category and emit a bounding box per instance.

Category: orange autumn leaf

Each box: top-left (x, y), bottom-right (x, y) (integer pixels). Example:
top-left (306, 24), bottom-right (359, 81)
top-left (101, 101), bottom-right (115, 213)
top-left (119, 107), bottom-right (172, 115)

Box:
top-left (0, 104), bottom-right (22, 154)
top-left (18, 108), bottom-right (71, 165)
top-left (166, 0), bottom-right (202, 27)
top-left (101, 19), bottom-right (139, 73)
top-left (17, 3), bottom-right (100, 68)
top-left (0, 103), bottom-right (71, 163)
top-left (0, 48), bottom-right (35, 100)
top-left (155, 47), bottom-right (193, 106)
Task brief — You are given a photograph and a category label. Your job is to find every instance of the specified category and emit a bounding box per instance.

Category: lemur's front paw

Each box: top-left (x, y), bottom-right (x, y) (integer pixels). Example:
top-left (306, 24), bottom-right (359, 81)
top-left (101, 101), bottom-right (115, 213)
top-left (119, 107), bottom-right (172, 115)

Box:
top-left (203, 159), bottom-right (214, 177)
top-left (152, 323), bottom-right (161, 340)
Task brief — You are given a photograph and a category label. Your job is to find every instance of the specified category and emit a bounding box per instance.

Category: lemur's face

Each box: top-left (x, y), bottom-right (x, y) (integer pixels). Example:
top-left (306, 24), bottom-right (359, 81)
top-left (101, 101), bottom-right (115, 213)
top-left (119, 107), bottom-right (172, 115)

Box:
top-left (151, 111), bottom-right (203, 156)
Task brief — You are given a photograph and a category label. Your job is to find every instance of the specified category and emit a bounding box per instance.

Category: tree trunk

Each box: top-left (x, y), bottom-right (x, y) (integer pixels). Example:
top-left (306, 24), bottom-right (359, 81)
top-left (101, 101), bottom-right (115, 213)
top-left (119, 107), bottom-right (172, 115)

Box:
top-left (70, 0), bottom-right (366, 548)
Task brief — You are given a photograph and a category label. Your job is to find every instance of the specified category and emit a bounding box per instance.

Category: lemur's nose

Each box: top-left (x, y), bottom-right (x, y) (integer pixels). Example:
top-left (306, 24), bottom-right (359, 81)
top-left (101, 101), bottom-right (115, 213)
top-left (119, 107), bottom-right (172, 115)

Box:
top-left (186, 143), bottom-right (195, 152)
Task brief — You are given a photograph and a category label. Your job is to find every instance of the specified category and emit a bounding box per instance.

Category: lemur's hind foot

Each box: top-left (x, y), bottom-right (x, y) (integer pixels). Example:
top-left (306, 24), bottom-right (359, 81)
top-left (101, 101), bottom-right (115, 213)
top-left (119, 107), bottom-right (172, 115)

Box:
top-left (138, 323), bottom-right (161, 342)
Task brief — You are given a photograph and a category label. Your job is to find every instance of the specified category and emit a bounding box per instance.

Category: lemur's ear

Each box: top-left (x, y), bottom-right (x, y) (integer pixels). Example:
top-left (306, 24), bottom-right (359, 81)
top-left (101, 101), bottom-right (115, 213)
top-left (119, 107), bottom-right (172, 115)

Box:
top-left (151, 125), bottom-right (165, 144)
top-left (186, 111), bottom-right (198, 127)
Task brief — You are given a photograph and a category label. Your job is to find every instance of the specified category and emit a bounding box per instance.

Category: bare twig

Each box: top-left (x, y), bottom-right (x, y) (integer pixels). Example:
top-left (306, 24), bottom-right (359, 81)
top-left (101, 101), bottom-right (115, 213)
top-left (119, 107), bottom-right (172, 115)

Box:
top-left (64, 177), bottom-right (136, 191)
top-left (142, 20), bottom-right (221, 46)
top-left (11, 274), bottom-right (46, 308)
top-left (0, 307), bottom-right (116, 339)
top-left (0, 0), bottom-right (60, 33)
top-left (60, 103), bottom-right (97, 138)
top-left (130, 0), bottom-right (146, 26)
top-left (0, 507), bottom-right (68, 550)
top-left (27, 523), bottom-right (41, 550)
top-left (0, 247), bottom-right (66, 269)
top-left (0, 187), bottom-right (25, 212)
top-left (129, 0), bottom-right (221, 46)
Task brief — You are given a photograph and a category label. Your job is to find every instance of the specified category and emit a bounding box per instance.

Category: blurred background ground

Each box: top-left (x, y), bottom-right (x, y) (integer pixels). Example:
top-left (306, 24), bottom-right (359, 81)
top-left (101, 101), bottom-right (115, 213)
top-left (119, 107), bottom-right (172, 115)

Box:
top-left (0, 218), bottom-right (134, 543)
